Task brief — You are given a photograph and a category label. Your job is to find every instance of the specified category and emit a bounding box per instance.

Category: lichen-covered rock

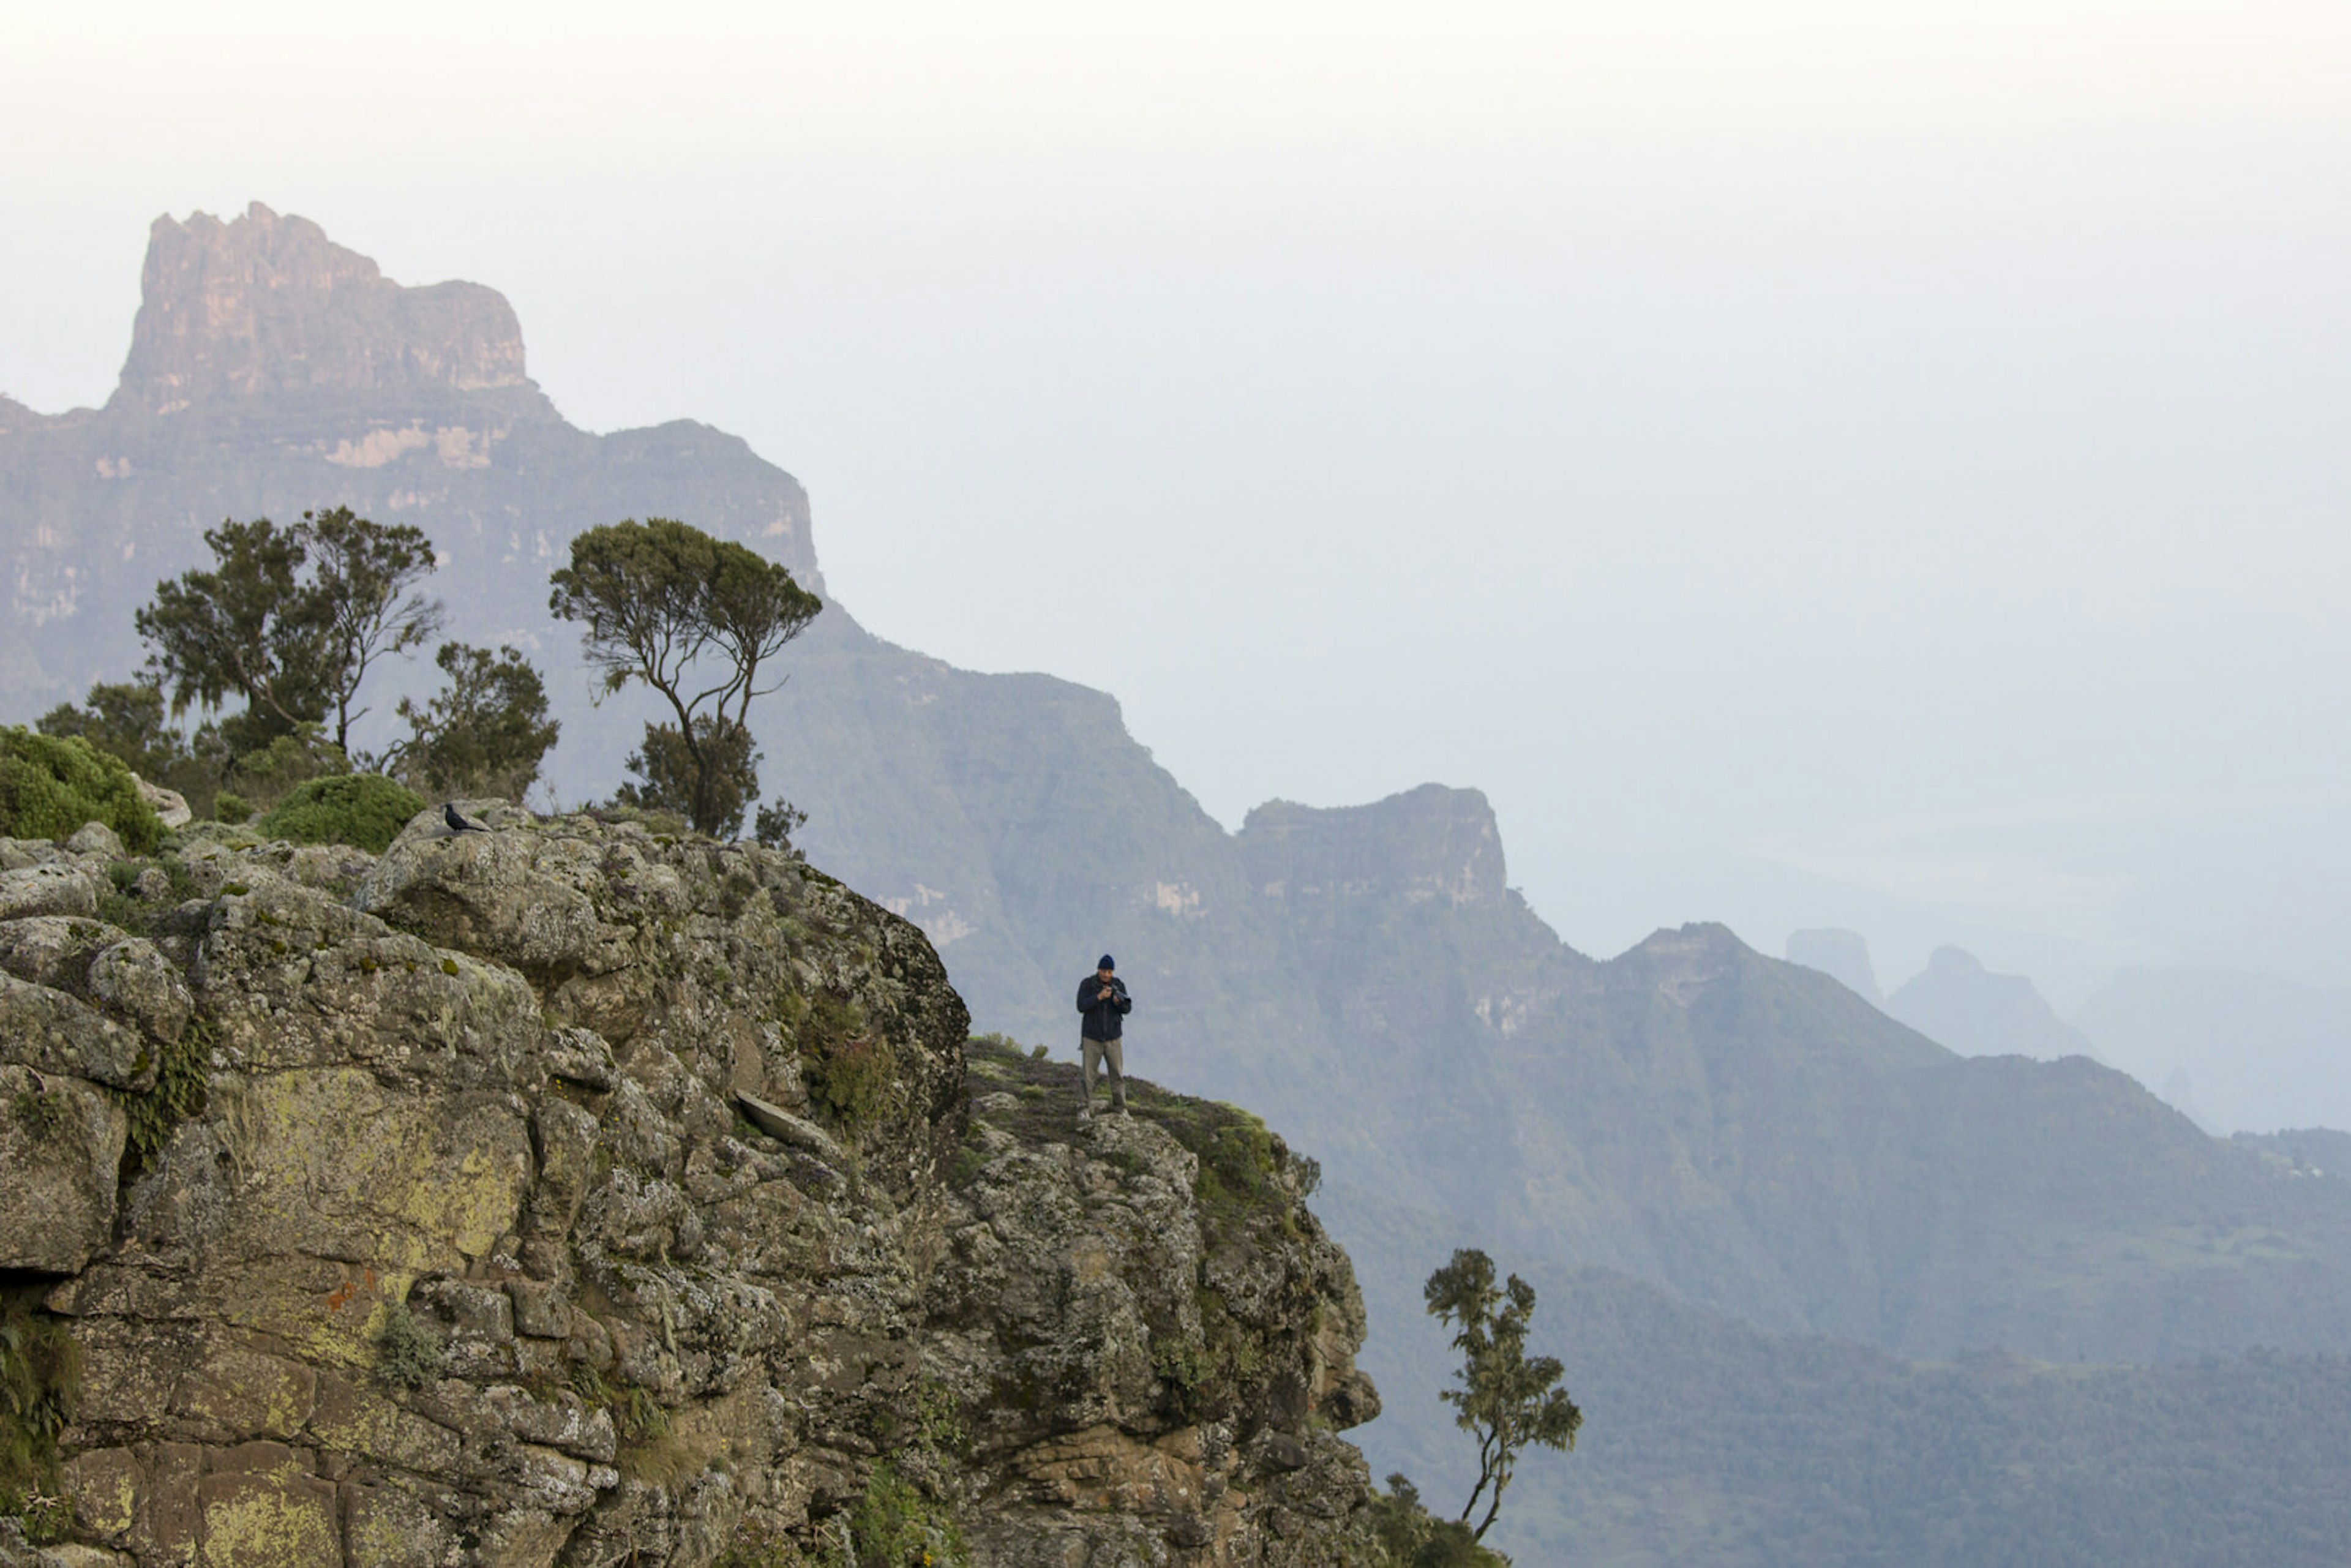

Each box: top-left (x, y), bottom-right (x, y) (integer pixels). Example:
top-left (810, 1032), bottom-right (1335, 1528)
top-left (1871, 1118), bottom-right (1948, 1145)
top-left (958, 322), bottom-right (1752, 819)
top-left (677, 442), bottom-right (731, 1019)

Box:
top-left (0, 863), bottom-right (102, 921)
top-left (0, 1062), bottom-right (128, 1270)
top-left (133, 776), bottom-right (193, 831)
top-left (65, 823), bottom-right (125, 860)
top-left (0, 972), bottom-right (156, 1092)
top-left (5, 812), bottom-right (1374, 1567)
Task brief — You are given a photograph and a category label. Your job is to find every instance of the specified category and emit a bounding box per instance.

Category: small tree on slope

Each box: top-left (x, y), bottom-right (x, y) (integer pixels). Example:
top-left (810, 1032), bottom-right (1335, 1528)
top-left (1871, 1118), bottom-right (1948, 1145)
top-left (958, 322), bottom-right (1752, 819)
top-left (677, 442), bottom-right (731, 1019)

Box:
top-left (1425, 1248), bottom-right (1583, 1543)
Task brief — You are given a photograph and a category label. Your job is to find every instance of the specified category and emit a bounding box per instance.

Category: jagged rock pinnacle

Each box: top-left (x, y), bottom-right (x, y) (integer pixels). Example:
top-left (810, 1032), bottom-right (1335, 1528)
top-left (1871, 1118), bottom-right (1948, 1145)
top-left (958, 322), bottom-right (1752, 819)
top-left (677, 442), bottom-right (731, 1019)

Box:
top-left (110, 201), bottom-right (538, 416)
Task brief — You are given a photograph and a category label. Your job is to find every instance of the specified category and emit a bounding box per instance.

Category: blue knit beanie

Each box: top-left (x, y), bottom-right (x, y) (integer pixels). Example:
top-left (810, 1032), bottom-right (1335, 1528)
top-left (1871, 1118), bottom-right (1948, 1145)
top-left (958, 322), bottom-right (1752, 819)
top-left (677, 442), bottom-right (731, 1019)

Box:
top-left (1098, 954), bottom-right (1116, 970)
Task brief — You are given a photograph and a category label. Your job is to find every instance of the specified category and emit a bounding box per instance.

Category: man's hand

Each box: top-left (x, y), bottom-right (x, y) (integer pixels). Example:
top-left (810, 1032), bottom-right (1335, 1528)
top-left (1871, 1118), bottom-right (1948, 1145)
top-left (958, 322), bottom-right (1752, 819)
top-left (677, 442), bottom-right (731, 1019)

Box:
top-left (1098, 986), bottom-right (1114, 1000)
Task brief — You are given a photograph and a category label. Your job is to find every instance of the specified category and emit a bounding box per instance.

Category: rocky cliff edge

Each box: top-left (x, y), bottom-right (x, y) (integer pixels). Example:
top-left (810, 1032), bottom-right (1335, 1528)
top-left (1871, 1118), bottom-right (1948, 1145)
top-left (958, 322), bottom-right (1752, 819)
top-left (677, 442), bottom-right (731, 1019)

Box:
top-left (0, 808), bottom-right (1374, 1566)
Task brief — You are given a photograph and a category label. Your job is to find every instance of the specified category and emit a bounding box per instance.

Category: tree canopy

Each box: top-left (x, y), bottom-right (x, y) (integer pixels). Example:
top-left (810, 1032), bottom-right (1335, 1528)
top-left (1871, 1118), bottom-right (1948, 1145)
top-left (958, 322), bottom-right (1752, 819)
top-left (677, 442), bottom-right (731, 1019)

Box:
top-left (134, 507), bottom-right (442, 757)
top-left (1425, 1248), bottom-right (1582, 1542)
top-left (388, 642), bottom-right (560, 801)
top-left (548, 517), bottom-right (820, 837)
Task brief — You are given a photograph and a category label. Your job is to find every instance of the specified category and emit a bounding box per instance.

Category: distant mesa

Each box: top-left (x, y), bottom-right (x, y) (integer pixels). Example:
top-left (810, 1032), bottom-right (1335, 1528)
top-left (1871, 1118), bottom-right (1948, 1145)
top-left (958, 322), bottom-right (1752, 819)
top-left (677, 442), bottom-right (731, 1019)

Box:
top-left (111, 201), bottom-right (541, 418)
top-left (1786, 926), bottom-right (1883, 1005)
top-left (1887, 944), bottom-right (2093, 1061)
top-left (1239, 782), bottom-right (1509, 907)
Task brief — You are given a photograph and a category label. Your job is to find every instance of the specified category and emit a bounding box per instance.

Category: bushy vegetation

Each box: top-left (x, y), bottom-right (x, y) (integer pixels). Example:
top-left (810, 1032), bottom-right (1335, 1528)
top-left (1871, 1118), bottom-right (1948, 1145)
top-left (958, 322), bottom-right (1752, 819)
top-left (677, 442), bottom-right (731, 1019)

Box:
top-left (617, 715), bottom-right (760, 840)
top-left (256, 774), bottom-right (426, 853)
top-left (387, 640), bottom-right (560, 800)
top-left (1354, 1474), bottom-right (1512, 1566)
top-left (120, 1014), bottom-right (214, 1171)
top-left (550, 516), bottom-right (820, 837)
top-left (0, 1294), bottom-right (81, 1544)
top-left (36, 678), bottom-right (226, 816)
top-left (0, 726), bottom-right (163, 852)
top-left (373, 1302), bottom-right (447, 1389)
top-left (800, 991), bottom-right (900, 1131)
top-left (138, 507), bottom-right (443, 757)
top-left (834, 1462), bottom-right (966, 1568)
top-left (47, 506), bottom-right (562, 820)
top-left (1424, 1250), bottom-right (1580, 1543)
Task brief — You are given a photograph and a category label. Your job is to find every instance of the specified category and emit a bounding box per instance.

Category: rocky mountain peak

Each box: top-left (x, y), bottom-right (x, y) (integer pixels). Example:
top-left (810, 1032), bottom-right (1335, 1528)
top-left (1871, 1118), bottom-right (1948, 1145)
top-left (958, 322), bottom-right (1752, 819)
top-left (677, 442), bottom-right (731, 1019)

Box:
top-left (1887, 944), bottom-right (2094, 1061)
top-left (110, 202), bottom-right (538, 416)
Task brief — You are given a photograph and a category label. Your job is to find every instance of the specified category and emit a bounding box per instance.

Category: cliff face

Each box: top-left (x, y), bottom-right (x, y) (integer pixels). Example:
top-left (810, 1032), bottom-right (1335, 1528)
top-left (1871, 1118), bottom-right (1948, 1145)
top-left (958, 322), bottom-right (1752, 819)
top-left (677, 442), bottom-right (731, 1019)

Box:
top-left (114, 204), bottom-right (535, 417)
top-left (0, 812), bottom-right (1373, 1566)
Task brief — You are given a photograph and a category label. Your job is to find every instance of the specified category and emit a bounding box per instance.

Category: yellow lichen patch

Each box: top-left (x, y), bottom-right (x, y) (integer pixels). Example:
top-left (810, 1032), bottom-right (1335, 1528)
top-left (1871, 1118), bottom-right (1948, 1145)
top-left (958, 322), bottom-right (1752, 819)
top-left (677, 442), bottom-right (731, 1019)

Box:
top-left (385, 1136), bottom-right (530, 1263)
top-left (62, 1447), bottom-right (141, 1540)
top-left (204, 1070), bottom-right (530, 1279)
top-left (198, 1473), bottom-right (341, 1567)
top-left (308, 1373), bottom-right (463, 1473)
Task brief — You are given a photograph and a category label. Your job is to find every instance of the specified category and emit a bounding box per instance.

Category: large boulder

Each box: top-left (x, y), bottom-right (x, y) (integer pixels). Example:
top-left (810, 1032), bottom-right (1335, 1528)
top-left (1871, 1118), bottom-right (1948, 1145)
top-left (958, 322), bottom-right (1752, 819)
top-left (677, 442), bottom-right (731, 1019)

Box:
top-left (0, 862), bottom-right (102, 921)
top-left (0, 1063), bottom-right (128, 1271)
top-left (134, 774), bottom-right (193, 830)
top-left (0, 972), bottom-right (157, 1092)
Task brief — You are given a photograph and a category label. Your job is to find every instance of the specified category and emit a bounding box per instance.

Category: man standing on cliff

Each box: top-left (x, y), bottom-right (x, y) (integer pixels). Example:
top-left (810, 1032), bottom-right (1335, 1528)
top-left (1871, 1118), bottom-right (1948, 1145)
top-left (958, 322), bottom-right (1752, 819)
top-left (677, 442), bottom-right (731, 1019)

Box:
top-left (1076, 955), bottom-right (1133, 1123)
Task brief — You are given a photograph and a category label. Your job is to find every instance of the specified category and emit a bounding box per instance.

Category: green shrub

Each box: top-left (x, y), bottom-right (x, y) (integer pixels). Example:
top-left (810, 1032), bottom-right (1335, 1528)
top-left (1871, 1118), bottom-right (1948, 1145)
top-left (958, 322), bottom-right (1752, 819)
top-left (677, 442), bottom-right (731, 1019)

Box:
top-left (257, 774), bottom-right (425, 854)
top-left (374, 1302), bottom-right (446, 1389)
top-left (0, 727), bottom-right (163, 853)
top-left (222, 727), bottom-right (347, 812)
top-left (0, 1297), bottom-right (81, 1504)
top-left (212, 791), bottom-right (252, 825)
top-left (838, 1462), bottom-right (966, 1568)
top-left (120, 1015), bottom-right (214, 1171)
top-left (0, 1484), bottom-right (72, 1546)
top-left (810, 1035), bottom-right (899, 1130)
top-left (801, 991), bottom-right (899, 1132)
top-left (1152, 1335), bottom-right (1211, 1420)
top-left (1354, 1474), bottom-right (1513, 1567)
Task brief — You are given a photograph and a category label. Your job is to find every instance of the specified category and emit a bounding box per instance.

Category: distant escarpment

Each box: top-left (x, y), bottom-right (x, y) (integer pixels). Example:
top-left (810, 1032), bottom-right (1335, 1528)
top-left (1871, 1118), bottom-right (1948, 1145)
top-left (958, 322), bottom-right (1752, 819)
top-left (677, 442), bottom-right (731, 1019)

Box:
top-left (0, 203), bottom-right (814, 764)
top-left (0, 812), bottom-right (1373, 1566)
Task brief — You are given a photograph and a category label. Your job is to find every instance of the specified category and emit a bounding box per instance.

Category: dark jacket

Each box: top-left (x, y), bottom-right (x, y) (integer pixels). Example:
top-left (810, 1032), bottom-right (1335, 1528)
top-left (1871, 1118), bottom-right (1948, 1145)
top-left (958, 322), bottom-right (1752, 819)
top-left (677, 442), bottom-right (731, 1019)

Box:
top-left (1077, 973), bottom-right (1133, 1040)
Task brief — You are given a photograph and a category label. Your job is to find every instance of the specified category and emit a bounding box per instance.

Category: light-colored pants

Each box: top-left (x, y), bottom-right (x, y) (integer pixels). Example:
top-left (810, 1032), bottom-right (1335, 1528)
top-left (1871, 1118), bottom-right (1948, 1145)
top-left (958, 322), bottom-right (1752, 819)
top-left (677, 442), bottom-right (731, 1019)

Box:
top-left (1081, 1035), bottom-right (1126, 1109)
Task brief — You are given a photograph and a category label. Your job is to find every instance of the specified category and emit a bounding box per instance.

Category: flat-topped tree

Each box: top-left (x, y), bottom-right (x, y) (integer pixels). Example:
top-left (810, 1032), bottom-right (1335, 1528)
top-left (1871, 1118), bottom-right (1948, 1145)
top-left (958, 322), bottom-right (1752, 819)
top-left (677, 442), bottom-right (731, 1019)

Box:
top-left (549, 517), bottom-right (821, 838)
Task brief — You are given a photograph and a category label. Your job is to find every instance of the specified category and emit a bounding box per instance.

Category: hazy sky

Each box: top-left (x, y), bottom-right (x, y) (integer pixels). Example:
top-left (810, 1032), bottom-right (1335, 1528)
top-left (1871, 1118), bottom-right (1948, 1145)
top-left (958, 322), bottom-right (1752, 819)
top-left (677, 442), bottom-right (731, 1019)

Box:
top-left (6, 1), bottom-right (2349, 1000)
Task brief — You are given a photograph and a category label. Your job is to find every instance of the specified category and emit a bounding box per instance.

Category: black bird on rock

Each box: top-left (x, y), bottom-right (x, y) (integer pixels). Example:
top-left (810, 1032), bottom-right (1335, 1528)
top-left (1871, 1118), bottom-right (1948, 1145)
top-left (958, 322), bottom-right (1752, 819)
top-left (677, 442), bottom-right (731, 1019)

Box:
top-left (444, 803), bottom-right (489, 834)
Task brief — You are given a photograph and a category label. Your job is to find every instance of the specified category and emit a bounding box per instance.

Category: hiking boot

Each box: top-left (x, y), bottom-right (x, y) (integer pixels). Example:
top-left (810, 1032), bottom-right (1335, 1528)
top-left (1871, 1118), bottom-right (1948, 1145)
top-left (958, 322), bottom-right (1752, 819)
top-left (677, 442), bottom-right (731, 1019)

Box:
top-left (1076, 1105), bottom-right (1093, 1125)
top-left (1117, 1105), bottom-right (1131, 1119)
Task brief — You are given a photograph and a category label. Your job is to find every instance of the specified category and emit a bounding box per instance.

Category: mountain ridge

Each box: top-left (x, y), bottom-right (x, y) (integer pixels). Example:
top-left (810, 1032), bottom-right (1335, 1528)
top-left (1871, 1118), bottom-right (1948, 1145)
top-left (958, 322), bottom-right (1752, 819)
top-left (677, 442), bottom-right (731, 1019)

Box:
top-left (9, 204), bottom-right (2351, 1564)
